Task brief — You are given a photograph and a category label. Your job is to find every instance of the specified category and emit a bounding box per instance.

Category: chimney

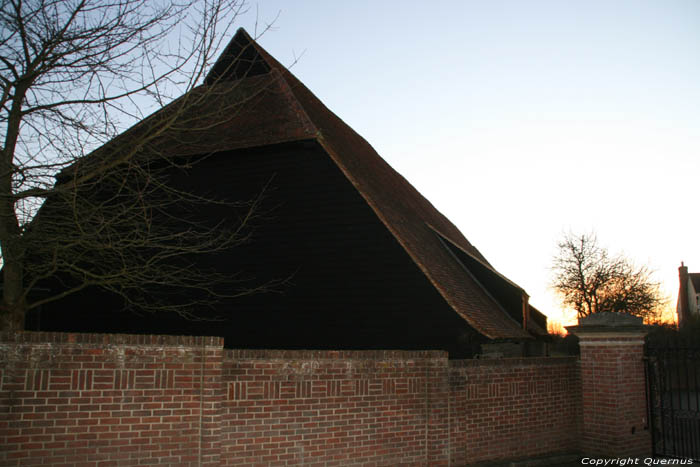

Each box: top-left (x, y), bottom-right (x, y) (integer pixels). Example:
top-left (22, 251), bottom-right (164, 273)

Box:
top-left (678, 262), bottom-right (689, 328)
top-left (522, 293), bottom-right (530, 331)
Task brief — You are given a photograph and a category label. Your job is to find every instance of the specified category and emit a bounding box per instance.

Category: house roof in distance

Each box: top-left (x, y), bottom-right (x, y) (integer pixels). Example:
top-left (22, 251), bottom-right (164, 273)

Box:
top-left (95, 28), bottom-right (535, 340)
top-left (690, 273), bottom-right (700, 293)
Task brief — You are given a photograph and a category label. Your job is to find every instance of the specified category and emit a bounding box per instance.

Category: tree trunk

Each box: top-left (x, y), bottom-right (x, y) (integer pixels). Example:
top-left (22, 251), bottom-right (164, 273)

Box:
top-left (0, 258), bottom-right (26, 331)
top-left (0, 86), bottom-right (29, 332)
top-left (0, 198), bottom-right (26, 331)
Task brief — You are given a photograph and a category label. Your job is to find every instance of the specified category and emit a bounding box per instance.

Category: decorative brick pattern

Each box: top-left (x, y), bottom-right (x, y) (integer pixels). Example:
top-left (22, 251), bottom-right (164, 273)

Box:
top-left (220, 349), bottom-right (441, 466)
top-left (0, 331), bottom-right (223, 466)
top-left (113, 369), bottom-right (136, 390)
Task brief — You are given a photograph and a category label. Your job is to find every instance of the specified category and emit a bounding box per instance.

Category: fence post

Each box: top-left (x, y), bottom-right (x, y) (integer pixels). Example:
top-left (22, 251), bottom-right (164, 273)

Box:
top-left (567, 312), bottom-right (651, 457)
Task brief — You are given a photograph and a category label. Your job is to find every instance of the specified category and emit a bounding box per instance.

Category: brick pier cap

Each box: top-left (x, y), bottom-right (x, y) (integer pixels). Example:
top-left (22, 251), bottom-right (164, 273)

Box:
top-left (566, 311), bottom-right (649, 336)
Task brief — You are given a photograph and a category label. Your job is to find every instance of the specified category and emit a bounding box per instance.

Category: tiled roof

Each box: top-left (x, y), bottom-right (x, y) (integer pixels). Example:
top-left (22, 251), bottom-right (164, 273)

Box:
top-left (85, 28), bottom-right (534, 340)
top-left (220, 30), bottom-right (531, 339)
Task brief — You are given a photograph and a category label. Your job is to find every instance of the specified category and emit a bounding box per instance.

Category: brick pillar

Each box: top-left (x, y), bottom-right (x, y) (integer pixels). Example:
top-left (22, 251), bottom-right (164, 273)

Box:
top-left (567, 312), bottom-right (651, 457)
top-left (198, 336), bottom-right (224, 466)
top-left (678, 262), bottom-right (689, 328)
top-left (426, 352), bottom-right (450, 466)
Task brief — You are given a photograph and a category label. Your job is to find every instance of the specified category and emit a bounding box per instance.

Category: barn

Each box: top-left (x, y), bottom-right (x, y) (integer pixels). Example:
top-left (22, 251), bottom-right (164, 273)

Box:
top-left (28, 29), bottom-right (547, 357)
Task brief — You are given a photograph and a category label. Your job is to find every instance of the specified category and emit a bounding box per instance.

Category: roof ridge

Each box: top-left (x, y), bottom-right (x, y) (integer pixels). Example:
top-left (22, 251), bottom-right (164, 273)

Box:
top-left (268, 68), bottom-right (319, 139)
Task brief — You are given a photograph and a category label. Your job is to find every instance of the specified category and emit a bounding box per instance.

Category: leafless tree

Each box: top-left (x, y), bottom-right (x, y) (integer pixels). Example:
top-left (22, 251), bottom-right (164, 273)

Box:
top-left (0, 0), bottom-right (279, 331)
top-left (551, 232), bottom-right (666, 322)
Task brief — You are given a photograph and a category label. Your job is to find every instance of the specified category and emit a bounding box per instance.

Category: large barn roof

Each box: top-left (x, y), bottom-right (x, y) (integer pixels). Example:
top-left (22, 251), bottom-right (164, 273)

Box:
top-left (212, 29), bottom-right (536, 339)
top-left (88, 28), bottom-right (536, 340)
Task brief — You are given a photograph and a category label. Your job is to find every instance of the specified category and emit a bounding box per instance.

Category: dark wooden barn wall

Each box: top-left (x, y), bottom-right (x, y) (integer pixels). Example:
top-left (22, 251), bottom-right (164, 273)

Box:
top-left (31, 141), bottom-right (484, 357)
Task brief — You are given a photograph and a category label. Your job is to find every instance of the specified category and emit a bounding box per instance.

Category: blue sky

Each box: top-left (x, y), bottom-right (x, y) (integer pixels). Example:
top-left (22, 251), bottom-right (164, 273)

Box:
top-left (235, 1), bottom-right (700, 325)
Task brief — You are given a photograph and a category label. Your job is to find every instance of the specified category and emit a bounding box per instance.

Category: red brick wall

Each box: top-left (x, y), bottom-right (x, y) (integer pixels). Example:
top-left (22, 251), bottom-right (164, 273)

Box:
top-left (0, 332), bottom-right (223, 466)
top-left (1, 332), bottom-right (588, 466)
top-left (449, 357), bottom-right (581, 464)
top-left (220, 349), bottom-right (447, 466)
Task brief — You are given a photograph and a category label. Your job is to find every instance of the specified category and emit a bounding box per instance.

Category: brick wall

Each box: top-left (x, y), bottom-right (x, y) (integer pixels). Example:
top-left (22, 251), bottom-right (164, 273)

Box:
top-left (1, 332), bottom-right (585, 466)
top-left (220, 349), bottom-right (447, 466)
top-left (449, 357), bottom-right (581, 464)
top-left (0, 332), bottom-right (223, 466)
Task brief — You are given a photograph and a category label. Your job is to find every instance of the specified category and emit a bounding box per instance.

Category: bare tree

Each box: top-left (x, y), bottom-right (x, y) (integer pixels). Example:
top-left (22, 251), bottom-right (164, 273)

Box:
top-left (0, 0), bottom-right (278, 331)
top-left (551, 232), bottom-right (666, 322)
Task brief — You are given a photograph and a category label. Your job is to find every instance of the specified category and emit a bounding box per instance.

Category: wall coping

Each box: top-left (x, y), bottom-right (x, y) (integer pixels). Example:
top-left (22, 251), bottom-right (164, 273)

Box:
top-left (449, 356), bottom-right (577, 368)
top-left (224, 348), bottom-right (448, 360)
top-left (577, 336), bottom-right (646, 345)
top-left (0, 331), bottom-right (224, 347)
top-left (0, 332), bottom-right (448, 358)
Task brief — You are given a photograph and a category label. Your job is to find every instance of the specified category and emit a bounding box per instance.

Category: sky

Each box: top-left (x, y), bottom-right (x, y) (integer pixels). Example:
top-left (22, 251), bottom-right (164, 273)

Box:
top-left (234, 0), bottom-right (700, 326)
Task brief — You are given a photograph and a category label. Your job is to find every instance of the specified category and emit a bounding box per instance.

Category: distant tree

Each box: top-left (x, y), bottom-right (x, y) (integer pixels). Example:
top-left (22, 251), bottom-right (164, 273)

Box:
top-left (551, 232), bottom-right (666, 322)
top-left (0, 0), bottom-right (279, 331)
